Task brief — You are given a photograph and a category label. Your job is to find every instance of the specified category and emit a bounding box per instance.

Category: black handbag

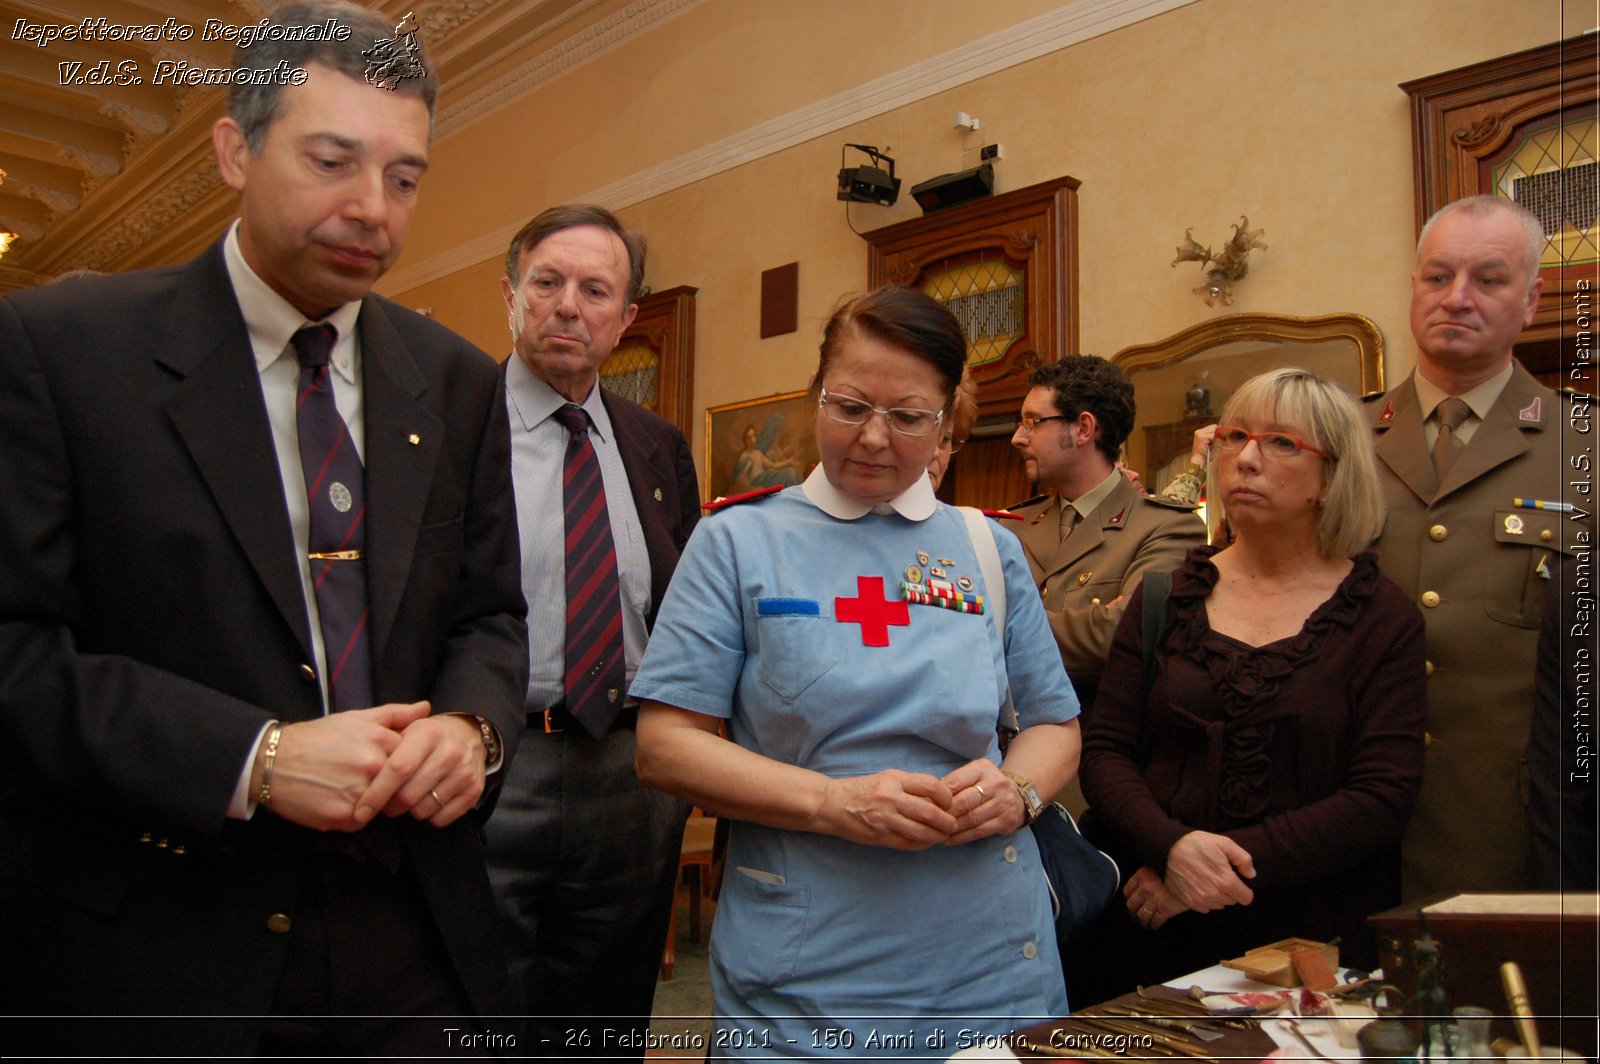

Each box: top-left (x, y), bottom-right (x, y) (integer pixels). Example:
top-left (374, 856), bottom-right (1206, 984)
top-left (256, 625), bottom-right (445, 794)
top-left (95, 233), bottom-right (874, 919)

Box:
top-left (1031, 800), bottom-right (1121, 948)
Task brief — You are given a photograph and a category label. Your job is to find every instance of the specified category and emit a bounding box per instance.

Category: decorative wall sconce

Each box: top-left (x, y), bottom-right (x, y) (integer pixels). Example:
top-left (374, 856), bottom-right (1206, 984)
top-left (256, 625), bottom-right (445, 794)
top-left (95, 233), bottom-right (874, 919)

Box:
top-left (1171, 216), bottom-right (1267, 306)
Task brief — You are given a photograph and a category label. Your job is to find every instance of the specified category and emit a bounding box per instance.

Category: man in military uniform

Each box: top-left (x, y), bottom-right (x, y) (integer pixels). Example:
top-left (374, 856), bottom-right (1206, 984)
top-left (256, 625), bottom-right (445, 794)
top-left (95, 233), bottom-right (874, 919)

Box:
top-left (1369, 195), bottom-right (1585, 898)
top-left (1008, 356), bottom-right (1206, 716)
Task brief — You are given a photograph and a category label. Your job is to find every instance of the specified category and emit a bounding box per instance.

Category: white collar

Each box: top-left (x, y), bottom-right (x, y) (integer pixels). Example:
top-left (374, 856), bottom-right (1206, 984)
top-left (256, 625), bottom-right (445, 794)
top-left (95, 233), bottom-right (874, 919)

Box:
top-left (800, 464), bottom-right (938, 521)
top-left (224, 222), bottom-right (362, 382)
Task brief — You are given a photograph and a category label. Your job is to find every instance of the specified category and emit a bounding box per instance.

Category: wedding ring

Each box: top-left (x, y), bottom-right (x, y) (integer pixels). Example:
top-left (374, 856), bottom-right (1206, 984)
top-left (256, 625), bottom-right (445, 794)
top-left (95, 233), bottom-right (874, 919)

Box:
top-left (974, 784), bottom-right (987, 799)
top-left (430, 789), bottom-right (443, 806)
top-left (1139, 903), bottom-right (1155, 919)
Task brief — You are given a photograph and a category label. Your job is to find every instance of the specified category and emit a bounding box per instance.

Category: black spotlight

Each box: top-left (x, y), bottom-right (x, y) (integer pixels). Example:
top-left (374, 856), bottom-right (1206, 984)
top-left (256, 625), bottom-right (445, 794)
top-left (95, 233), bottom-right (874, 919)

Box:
top-left (837, 144), bottom-right (900, 207)
top-left (911, 163), bottom-right (994, 214)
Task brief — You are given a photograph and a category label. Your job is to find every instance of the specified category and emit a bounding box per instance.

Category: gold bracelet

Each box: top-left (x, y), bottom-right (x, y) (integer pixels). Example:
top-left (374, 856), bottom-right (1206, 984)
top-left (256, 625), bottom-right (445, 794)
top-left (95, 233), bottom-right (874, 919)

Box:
top-left (256, 722), bottom-right (283, 808)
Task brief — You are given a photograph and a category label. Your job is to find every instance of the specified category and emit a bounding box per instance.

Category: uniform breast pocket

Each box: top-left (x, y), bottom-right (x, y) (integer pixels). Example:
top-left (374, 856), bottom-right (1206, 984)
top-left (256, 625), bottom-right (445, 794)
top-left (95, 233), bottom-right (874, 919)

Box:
top-left (753, 598), bottom-right (837, 701)
top-left (1484, 509), bottom-right (1564, 628)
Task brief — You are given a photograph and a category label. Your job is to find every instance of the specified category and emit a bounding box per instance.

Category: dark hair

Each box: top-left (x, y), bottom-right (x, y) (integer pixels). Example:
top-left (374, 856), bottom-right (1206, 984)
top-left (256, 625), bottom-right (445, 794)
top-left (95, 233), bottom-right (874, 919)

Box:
top-left (504, 204), bottom-right (648, 304)
top-left (811, 286), bottom-right (966, 401)
top-left (229, 1), bottom-right (439, 153)
top-left (1026, 355), bottom-right (1136, 463)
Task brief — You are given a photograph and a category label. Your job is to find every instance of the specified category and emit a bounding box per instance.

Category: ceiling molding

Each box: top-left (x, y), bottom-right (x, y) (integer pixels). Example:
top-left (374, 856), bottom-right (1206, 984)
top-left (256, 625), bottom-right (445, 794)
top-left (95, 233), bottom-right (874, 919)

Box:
top-left (433, 0), bottom-right (707, 139)
top-left (380, 0), bottom-right (1197, 297)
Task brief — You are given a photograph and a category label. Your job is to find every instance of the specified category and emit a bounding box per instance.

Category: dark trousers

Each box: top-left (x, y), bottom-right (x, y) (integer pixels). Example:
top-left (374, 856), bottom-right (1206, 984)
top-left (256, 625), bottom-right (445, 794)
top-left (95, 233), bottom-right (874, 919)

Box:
top-left (485, 723), bottom-right (688, 1060)
top-left (258, 850), bottom-right (498, 1058)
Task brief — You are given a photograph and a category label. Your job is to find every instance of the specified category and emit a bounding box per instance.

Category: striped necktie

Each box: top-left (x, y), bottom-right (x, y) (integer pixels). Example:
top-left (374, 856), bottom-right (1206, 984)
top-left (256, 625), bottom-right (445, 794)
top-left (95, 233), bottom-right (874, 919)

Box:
top-left (291, 324), bottom-right (373, 713)
top-left (554, 403), bottom-right (625, 739)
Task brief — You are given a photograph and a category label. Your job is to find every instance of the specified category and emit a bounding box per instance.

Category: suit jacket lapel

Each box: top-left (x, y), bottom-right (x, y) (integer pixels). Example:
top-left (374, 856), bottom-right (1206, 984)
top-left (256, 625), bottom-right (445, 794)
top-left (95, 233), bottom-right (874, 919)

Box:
top-left (1032, 477), bottom-right (1132, 583)
top-left (603, 391), bottom-right (676, 614)
top-left (1437, 365), bottom-right (1546, 502)
top-left (1374, 376), bottom-right (1437, 505)
top-left (359, 298), bottom-right (443, 667)
top-left (161, 244), bottom-right (312, 654)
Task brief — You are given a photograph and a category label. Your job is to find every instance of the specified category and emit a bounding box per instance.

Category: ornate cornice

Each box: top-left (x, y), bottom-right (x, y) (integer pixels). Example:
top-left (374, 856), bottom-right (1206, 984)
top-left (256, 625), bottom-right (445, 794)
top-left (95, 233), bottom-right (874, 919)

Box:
top-left (417, 0), bottom-right (498, 39)
top-left (66, 163), bottom-right (225, 273)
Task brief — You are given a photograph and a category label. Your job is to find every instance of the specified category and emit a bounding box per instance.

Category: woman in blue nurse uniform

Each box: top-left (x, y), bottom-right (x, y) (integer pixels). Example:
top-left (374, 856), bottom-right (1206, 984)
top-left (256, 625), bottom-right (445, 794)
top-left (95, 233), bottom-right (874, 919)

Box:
top-left (633, 286), bottom-right (1081, 1058)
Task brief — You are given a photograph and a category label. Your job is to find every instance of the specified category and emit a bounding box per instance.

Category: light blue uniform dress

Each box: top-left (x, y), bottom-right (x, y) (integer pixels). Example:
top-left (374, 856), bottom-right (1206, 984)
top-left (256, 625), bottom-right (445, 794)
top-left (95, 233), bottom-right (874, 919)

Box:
top-left (631, 469), bottom-right (1078, 1059)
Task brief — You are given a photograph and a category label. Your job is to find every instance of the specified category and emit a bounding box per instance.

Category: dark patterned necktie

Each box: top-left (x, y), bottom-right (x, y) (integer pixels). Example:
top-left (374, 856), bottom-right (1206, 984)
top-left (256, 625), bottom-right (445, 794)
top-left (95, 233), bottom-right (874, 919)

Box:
top-left (291, 324), bottom-right (373, 713)
top-left (554, 403), bottom-right (624, 739)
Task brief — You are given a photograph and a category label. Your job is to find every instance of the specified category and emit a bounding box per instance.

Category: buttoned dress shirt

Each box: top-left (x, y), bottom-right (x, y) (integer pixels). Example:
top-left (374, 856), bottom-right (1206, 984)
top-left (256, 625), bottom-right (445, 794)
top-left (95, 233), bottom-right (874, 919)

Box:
top-left (503, 355), bottom-right (652, 710)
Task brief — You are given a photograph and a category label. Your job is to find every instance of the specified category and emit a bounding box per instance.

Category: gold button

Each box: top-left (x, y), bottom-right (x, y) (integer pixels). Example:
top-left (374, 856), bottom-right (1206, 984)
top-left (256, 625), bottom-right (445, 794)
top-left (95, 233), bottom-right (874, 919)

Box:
top-left (138, 832), bottom-right (152, 844)
top-left (266, 913), bottom-right (292, 934)
top-left (1089, 597), bottom-right (1102, 607)
top-left (155, 838), bottom-right (168, 849)
top-left (1421, 591), bottom-right (1441, 608)
top-left (1541, 529), bottom-right (1553, 542)
top-left (299, 664), bottom-right (316, 682)
top-left (1428, 524), bottom-right (1448, 541)
top-left (1424, 732), bottom-right (1434, 746)
top-left (1425, 660), bottom-right (1435, 677)
top-left (172, 844), bottom-right (186, 856)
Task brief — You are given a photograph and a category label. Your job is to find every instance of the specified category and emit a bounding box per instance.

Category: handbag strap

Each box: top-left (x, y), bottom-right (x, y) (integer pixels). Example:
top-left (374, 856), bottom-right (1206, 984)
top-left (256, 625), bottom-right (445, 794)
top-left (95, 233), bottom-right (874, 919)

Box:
top-left (1140, 568), bottom-right (1173, 689)
top-left (958, 506), bottom-right (1018, 734)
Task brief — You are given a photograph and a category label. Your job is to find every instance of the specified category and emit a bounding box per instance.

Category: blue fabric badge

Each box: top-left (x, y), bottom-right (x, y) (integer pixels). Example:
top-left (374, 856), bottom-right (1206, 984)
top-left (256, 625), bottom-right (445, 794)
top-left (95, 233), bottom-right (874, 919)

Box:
top-left (755, 598), bottom-right (821, 616)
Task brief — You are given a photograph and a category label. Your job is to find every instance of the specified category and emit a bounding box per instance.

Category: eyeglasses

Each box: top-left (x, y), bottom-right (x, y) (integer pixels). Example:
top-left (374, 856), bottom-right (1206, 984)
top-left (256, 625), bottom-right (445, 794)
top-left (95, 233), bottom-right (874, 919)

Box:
top-left (1013, 414), bottom-right (1069, 438)
top-left (1214, 425), bottom-right (1331, 460)
top-left (939, 434), bottom-right (967, 454)
top-left (818, 388), bottom-right (945, 437)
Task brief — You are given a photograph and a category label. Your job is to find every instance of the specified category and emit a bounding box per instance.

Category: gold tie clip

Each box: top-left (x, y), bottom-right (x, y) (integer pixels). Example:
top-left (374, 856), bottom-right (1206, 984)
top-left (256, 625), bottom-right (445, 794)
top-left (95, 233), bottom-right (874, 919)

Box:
top-left (308, 550), bottom-right (363, 560)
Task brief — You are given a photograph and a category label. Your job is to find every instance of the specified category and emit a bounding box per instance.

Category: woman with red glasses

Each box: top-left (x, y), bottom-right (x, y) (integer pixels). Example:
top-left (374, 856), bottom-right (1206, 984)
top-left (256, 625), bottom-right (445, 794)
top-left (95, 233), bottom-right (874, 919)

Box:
top-left (1079, 367), bottom-right (1426, 993)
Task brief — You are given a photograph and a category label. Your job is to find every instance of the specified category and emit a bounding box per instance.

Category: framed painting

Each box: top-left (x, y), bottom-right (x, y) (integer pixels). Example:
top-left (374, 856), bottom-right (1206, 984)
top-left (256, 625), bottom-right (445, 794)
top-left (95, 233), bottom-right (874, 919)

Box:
top-left (704, 389), bottom-right (818, 501)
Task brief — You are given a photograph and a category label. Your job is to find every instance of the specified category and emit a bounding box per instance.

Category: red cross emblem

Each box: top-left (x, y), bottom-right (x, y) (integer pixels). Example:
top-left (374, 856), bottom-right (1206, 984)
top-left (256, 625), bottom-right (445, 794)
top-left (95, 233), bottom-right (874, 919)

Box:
top-left (835, 575), bottom-right (910, 647)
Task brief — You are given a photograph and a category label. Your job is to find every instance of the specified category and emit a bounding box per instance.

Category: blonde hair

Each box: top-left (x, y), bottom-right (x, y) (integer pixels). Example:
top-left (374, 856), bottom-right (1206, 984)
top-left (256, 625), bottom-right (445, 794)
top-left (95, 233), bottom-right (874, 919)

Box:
top-left (1212, 368), bottom-right (1384, 559)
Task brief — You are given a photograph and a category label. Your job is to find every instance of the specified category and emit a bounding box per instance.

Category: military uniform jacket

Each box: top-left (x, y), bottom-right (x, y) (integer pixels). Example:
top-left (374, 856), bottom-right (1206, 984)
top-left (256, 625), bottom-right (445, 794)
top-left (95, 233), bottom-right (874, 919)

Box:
top-left (1369, 363), bottom-right (1588, 897)
top-left (1008, 474), bottom-right (1205, 708)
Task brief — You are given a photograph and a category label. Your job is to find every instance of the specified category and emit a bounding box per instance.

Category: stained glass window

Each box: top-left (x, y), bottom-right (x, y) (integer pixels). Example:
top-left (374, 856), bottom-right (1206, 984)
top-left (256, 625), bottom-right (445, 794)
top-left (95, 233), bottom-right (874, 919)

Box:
top-left (1498, 116), bottom-right (1598, 267)
top-left (921, 254), bottom-right (1024, 367)
top-left (600, 341), bottom-right (658, 410)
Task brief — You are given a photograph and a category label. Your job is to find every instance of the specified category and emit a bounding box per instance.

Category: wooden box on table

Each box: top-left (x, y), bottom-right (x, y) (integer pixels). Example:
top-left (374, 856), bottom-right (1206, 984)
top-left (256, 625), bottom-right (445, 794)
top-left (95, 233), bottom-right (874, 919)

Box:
top-left (1369, 893), bottom-right (1598, 1057)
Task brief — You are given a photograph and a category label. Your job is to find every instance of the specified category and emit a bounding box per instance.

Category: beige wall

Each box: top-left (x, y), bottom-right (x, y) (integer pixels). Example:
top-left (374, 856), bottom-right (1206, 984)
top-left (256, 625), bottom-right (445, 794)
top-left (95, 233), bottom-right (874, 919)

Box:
top-left (394, 0), bottom-right (1581, 478)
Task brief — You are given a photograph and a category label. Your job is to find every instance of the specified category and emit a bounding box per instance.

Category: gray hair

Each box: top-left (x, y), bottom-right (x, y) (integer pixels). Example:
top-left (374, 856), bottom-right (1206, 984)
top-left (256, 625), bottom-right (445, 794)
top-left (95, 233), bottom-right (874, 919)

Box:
top-left (1213, 367), bottom-right (1385, 559)
top-left (1417, 195), bottom-right (1544, 288)
top-left (504, 204), bottom-right (648, 305)
top-left (229, 1), bottom-right (439, 153)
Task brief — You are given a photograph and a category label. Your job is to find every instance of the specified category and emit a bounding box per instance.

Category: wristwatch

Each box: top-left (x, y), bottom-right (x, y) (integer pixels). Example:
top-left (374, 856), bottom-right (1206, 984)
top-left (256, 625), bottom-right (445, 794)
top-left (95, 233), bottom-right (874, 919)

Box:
top-left (475, 716), bottom-right (503, 771)
top-left (1003, 770), bottom-right (1044, 825)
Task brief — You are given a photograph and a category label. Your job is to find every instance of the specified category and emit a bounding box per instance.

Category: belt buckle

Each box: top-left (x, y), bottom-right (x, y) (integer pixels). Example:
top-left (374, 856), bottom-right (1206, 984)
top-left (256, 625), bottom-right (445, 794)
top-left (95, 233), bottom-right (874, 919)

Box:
top-left (542, 707), bottom-right (563, 734)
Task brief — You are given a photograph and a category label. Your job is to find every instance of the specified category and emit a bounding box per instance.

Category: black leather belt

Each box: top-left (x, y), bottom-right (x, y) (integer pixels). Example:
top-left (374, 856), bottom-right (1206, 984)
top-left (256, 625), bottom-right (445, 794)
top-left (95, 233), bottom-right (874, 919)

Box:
top-left (533, 703), bottom-right (639, 734)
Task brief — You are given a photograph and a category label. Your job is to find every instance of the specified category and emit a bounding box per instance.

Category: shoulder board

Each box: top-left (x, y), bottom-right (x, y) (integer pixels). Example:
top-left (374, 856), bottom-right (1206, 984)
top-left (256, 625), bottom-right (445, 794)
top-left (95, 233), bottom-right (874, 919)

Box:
top-left (702, 485), bottom-right (783, 513)
top-left (1141, 493), bottom-right (1199, 511)
top-left (980, 507), bottom-right (1024, 521)
top-left (1006, 492), bottom-right (1051, 512)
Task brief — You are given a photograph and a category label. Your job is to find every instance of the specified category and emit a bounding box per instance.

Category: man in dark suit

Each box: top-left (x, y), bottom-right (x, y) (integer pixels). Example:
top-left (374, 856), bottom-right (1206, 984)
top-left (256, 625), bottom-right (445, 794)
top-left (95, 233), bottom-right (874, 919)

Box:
top-left (486, 205), bottom-right (699, 1057)
top-left (0, 3), bottom-right (527, 1056)
top-left (1368, 195), bottom-right (1585, 897)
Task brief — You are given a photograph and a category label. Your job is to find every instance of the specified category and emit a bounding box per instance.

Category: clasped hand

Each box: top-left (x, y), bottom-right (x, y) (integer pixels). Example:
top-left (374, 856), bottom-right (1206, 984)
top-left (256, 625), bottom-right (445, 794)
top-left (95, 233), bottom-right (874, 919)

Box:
top-left (816, 759), bottom-right (1022, 850)
top-left (263, 701), bottom-right (486, 832)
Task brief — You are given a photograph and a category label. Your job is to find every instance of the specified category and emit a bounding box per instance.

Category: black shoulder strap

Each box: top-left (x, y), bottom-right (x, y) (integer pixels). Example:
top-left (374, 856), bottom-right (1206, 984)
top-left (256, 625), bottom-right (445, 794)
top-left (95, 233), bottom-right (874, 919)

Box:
top-left (1141, 569), bottom-right (1174, 689)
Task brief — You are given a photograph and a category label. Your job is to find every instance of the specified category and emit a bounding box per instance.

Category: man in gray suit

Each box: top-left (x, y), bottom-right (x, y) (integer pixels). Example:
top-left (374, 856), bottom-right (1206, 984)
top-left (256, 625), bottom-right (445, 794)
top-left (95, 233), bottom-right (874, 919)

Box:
top-left (487, 205), bottom-right (700, 1058)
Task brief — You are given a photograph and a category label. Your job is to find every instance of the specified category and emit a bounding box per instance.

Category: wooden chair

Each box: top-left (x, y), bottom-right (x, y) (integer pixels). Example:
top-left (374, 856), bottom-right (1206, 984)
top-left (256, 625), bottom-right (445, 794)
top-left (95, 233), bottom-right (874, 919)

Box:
top-left (659, 810), bottom-right (718, 981)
